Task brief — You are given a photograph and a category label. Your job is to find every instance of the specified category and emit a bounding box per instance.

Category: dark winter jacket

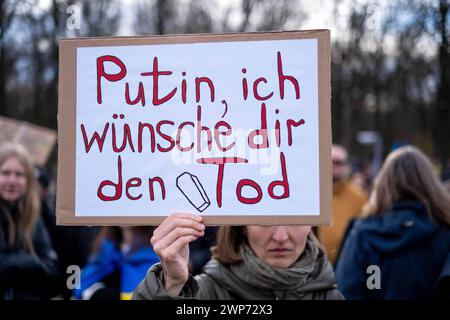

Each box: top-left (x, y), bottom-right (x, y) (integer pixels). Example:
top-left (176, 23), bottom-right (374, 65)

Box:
top-left (0, 202), bottom-right (59, 300)
top-left (133, 238), bottom-right (343, 300)
top-left (335, 201), bottom-right (450, 299)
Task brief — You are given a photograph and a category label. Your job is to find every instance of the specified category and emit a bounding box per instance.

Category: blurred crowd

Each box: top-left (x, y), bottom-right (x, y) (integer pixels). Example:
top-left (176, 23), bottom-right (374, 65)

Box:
top-left (1, 142), bottom-right (449, 300)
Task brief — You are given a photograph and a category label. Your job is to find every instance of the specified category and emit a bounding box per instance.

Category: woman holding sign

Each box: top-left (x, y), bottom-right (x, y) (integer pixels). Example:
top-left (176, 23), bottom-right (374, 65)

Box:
top-left (0, 144), bottom-right (59, 299)
top-left (133, 214), bottom-right (343, 300)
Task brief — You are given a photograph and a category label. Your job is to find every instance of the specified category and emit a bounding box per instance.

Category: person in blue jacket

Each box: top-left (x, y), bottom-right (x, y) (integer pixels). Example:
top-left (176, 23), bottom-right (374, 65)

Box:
top-left (335, 146), bottom-right (450, 299)
top-left (74, 226), bottom-right (159, 300)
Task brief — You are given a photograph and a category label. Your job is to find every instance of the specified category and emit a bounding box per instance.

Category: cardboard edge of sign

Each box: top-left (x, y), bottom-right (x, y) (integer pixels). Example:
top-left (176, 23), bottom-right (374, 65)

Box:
top-left (56, 29), bottom-right (332, 226)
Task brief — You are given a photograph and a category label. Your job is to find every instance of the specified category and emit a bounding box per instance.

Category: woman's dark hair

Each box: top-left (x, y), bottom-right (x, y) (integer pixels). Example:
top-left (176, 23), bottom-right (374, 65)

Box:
top-left (211, 226), bottom-right (246, 264)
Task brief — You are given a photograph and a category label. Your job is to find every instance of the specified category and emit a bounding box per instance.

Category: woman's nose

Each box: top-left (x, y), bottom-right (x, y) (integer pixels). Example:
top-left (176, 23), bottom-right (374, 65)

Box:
top-left (272, 226), bottom-right (289, 242)
top-left (5, 173), bottom-right (16, 184)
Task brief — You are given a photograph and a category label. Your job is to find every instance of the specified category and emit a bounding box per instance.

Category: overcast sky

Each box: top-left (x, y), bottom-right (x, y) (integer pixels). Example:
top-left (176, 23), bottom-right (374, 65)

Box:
top-left (38, 0), bottom-right (391, 43)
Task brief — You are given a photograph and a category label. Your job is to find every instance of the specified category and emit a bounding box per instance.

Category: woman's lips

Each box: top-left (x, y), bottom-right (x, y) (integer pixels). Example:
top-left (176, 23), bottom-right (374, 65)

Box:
top-left (269, 248), bottom-right (291, 256)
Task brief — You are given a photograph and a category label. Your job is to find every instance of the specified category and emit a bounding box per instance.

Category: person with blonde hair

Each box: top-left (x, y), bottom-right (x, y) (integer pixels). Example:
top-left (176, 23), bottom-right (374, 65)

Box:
top-left (335, 146), bottom-right (450, 299)
top-left (0, 144), bottom-right (59, 299)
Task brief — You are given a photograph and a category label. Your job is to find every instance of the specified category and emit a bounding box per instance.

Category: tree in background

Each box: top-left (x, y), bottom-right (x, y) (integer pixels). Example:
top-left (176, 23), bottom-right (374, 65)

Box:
top-left (1, 0), bottom-right (21, 118)
top-left (330, 0), bottom-right (449, 173)
top-left (0, 0), bottom-right (121, 129)
top-left (0, 0), bottom-right (449, 175)
top-left (435, 0), bottom-right (450, 178)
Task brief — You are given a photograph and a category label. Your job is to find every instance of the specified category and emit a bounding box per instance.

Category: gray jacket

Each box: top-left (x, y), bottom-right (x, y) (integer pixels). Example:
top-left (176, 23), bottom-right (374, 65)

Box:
top-left (133, 253), bottom-right (344, 300)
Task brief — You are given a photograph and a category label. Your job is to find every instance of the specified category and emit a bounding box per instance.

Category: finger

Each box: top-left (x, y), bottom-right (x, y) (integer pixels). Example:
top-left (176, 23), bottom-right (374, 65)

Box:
top-left (154, 213), bottom-right (202, 235)
top-left (153, 219), bottom-right (205, 245)
top-left (171, 212), bottom-right (203, 222)
top-left (152, 227), bottom-right (204, 253)
top-left (158, 213), bottom-right (202, 230)
top-left (159, 234), bottom-right (199, 262)
top-left (153, 216), bottom-right (205, 242)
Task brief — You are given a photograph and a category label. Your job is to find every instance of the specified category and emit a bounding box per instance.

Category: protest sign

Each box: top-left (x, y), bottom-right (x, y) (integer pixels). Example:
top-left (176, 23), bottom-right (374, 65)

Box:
top-left (0, 116), bottom-right (57, 167)
top-left (57, 30), bottom-right (331, 225)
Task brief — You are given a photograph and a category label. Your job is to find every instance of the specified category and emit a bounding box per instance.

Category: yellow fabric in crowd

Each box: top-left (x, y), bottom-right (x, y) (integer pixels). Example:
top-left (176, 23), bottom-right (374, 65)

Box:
top-left (319, 181), bottom-right (368, 264)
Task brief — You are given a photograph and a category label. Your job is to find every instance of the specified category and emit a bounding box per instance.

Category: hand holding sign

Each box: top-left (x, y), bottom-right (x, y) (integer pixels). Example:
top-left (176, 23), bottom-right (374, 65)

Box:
top-left (150, 212), bottom-right (205, 296)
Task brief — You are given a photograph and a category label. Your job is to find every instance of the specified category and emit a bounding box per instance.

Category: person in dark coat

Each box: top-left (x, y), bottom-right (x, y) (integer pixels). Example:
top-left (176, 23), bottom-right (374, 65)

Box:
top-left (36, 167), bottom-right (101, 299)
top-left (133, 213), bottom-right (343, 300)
top-left (0, 144), bottom-right (59, 300)
top-left (335, 146), bottom-right (450, 299)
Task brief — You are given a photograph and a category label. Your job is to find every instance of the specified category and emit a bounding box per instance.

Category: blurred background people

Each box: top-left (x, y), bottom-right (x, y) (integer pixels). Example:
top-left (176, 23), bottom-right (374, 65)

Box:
top-left (35, 167), bottom-right (100, 299)
top-left (188, 226), bottom-right (218, 275)
top-left (73, 226), bottom-right (158, 300)
top-left (318, 144), bottom-right (368, 265)
top-left (335, 146), bottom-right (450, 299)
top-left (0, 144), bottom-right (59, 300)
top-left (444, 179), bottom-right (450, 194)
top-left (350, 162), bottom-right (373, 194)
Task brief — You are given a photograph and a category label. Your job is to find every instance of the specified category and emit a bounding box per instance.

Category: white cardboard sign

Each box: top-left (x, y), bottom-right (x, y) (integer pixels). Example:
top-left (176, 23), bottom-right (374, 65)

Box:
top-left (57, 31), bottom-right (331, 225)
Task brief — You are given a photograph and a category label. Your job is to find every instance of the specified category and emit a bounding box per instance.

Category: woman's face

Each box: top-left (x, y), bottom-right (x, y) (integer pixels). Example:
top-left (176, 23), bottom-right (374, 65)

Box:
top-left (245, 225), bottom-right (311, 268)
top-left (0, 157), bottom-right (27, 203)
